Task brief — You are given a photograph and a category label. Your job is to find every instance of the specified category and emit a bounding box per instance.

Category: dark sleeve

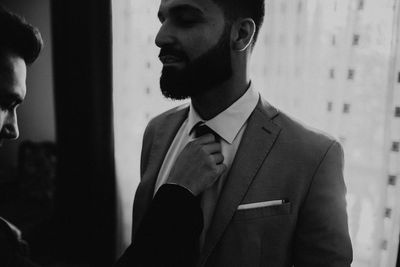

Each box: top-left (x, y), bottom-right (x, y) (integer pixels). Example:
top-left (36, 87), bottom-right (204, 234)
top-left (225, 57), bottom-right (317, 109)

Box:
top-left (0, 218), bottom-right (41, 267)
top-left (293, 141), bottom-right (353, 266)
top-left (115, 184), bottom-right (203, 267)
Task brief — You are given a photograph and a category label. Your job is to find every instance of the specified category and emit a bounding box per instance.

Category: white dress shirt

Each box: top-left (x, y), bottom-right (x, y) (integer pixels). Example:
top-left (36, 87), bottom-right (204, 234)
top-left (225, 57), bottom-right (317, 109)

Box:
top-left (153, 84), bottom-right (260, 246)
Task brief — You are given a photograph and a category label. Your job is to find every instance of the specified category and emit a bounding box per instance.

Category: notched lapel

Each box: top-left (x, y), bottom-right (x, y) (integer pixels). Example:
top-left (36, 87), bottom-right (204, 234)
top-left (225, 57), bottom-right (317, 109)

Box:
top-left (199, 99), bottom-right (281, 266)
top-left (132, 106), bottom-right (189, 238)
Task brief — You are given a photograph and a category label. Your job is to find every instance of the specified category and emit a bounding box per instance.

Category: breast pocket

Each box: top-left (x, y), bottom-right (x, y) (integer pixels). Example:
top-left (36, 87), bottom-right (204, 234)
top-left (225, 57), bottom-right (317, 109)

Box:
top-left (212, 202), bottom-right (293, 267)
top-left (232, 202), bottom-right (292, 222)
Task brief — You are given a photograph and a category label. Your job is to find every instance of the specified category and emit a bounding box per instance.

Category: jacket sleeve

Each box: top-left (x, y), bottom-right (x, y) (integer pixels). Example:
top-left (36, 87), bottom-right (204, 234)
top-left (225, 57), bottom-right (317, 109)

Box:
top-left (115, 184), bottom-right (203, 267)
top-left (293, 141), bottom-right (353, 266)
top-left (0, 218), bottom-right (41, 267)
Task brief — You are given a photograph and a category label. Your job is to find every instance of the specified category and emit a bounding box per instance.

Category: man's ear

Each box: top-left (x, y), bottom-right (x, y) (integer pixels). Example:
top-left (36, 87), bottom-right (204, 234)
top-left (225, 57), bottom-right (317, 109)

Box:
top-left (231, 18), bottom-right (256, 51)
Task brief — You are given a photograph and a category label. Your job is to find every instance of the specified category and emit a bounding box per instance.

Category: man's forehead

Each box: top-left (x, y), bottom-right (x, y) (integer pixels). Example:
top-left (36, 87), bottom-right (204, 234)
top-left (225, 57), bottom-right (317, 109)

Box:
top-left (0, 55), bottom-right (27, 101)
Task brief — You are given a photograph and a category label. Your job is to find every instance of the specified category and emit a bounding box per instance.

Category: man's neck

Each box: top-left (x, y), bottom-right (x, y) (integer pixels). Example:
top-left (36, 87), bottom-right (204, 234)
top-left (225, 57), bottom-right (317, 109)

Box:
top-left (191, 76), bottom-right (250, 120)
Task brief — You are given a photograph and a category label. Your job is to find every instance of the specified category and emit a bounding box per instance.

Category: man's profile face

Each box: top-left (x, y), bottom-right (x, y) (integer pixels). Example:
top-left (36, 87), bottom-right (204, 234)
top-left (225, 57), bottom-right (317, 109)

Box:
top-left (0, 53), bottom-right (26, 146)
top-left (156, 0), bottom-right (233, 99)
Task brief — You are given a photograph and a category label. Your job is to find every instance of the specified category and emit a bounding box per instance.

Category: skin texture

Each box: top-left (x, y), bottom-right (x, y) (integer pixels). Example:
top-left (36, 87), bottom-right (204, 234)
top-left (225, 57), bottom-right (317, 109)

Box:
top-left (156, 0), bottom-right (256, 120)
top-left (0, 53), bottom-right (26, 147)
top-left (156, 0), bottom-right (226, 69)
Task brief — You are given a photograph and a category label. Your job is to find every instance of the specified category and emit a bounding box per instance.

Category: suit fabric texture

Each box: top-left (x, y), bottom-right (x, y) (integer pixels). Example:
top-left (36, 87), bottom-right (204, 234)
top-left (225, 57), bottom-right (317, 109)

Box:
top-left (132, 97), bottom-right (353, 267)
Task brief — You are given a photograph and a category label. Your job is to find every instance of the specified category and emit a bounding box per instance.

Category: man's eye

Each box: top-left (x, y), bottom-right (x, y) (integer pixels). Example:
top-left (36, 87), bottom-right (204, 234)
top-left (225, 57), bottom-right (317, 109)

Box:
top-left (175, 16), bottom-right (198, 26)
top-left (0, 102), bottom-right (18, 111)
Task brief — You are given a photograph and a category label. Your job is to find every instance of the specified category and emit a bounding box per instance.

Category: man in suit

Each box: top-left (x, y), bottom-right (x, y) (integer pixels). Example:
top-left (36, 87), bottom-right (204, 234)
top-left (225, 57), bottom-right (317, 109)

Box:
top-left (131, 0), bottom-right (353, 266)
top-left (0, 4), bottom-right (43, 266)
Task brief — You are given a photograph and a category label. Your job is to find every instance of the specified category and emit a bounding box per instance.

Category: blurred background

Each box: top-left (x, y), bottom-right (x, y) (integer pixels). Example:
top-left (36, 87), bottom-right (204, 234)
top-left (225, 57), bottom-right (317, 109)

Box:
top-left (0, 0), bottom-right (399, 266)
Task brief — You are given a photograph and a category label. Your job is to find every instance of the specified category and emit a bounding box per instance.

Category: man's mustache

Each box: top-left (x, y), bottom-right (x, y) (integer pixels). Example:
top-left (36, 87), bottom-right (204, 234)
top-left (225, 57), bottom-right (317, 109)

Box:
top-left (159, 47), bottom-right (189, 61)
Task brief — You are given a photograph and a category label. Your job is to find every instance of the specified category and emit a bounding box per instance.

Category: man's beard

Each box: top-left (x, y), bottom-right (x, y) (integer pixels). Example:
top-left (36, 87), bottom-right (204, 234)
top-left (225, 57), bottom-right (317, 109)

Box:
top-left (159, 26), bottom-right (232, 100)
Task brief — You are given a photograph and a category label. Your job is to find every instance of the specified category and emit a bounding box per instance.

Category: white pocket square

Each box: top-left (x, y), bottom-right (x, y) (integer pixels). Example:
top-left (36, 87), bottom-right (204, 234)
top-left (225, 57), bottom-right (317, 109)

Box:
top-left (237, 200), bottom-right (286, 210)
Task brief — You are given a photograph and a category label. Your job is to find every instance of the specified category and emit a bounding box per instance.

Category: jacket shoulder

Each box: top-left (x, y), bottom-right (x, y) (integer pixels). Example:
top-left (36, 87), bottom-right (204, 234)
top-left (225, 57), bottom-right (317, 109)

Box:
top-left (257, 98), bottom-right (338, 148)
top-left (259, 101), bottom-right (340, 161)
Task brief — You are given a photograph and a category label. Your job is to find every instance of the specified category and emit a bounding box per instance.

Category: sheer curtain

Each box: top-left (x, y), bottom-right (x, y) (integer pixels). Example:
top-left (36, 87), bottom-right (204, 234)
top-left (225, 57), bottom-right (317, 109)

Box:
top-left (112, 0), bottom-right (400, 265)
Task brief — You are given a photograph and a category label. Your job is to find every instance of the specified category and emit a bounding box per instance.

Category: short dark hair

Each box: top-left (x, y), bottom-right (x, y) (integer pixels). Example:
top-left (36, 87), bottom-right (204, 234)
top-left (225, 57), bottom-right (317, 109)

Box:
top-left (213, 0), bottom-right (265, 45)
top-left (0, 4), bottom-right (43, 65)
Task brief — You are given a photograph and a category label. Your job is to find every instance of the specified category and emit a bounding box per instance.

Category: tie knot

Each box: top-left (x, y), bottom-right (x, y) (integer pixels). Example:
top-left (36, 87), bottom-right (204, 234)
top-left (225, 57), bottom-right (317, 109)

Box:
top-left (192, 122), bottom-right (219, 140)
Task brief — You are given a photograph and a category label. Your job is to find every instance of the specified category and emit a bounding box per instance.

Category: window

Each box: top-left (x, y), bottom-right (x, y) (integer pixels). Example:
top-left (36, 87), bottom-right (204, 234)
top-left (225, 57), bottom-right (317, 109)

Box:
top-left (279, 34), bottom-right (286, 45)
top-left (348, 69), bottom-right (355, 80)
top-left (358, 0), bottom-right (365, 10)
top-left (281, 2), bottom-right (286, 13)
top-left (384, 208), bottom-right (392, 218)
top-left (295, 66), bottom-right (301, 77)
top-left (343, 103), bottom-right (351, 113)
top-left (264, 35), bottom-right (269, 45)
top-left (398, 71), bottom-right (400, 83)
top-left (382, 240), bottom-right (388, 250)
top-left (329, 69), bottom-right (335, 79)
top-left (353, 34), bottom-right (360, 46)
top-left (395, 107), bottom-right (400, 117)
top-left (339, 136), bottom-right (346, 144)
top-left (388, 175), bottom-right (397, 185)
top-left (297, 1), bottom-right (302, 13)
top-left (295, 35), bottom-right (301, 45)
top-left (327, 101), bottom-right (333, 111)
top-left (392, 141), bottom-right (400, 152)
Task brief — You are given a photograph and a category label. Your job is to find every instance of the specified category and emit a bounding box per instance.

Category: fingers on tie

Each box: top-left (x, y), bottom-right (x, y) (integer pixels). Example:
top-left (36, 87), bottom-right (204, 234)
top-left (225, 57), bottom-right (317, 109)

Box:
top-left (204, 142), bottom-right (222, 154)
top-left (212, 153), bottom-right (224, 164)
top-left (197, 133), bottom-right (216, 144)
top-left (216, 163), bottom-right (227, 176)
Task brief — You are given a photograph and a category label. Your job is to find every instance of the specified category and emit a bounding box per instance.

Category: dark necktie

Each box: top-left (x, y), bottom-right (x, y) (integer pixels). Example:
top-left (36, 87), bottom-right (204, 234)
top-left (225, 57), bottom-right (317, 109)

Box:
top-left (193, 122), bottom-right (219, 140)
top-left (192, 122), bottom-right (222, 249)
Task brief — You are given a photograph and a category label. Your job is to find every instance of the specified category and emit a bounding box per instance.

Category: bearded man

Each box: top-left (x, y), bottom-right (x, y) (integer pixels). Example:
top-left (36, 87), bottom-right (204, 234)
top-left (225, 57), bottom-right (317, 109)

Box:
top-left (130, 0), bottom-right (353, 266)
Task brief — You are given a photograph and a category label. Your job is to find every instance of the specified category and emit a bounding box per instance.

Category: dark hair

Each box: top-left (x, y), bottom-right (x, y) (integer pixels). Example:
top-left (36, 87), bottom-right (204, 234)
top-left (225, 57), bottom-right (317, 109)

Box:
top-left (213, 0), bottom-right (265, 45)
top-left (0, 4), bottom-right (43, 65)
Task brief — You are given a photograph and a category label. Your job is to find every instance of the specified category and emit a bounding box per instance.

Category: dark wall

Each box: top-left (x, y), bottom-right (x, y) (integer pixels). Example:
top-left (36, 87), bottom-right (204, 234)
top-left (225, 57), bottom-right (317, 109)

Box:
top-left (51, 0), bottom-right (116, 265)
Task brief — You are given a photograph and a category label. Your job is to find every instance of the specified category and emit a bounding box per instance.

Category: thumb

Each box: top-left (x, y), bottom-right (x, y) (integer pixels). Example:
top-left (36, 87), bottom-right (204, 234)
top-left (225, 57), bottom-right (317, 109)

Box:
top-left (216, 163), bottom-right (227, 176)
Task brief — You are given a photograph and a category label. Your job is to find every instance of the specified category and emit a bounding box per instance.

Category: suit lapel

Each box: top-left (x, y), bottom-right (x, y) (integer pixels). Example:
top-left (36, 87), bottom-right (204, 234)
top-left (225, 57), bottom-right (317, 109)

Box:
top-left (198, 99), bottom-right (281, 266)
top-left (133, 106), bottom-right (189, 238)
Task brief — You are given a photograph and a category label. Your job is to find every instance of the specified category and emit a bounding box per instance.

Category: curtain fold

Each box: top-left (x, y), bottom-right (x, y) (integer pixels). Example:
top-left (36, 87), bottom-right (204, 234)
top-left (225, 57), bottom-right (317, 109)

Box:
top-left (51, 0), bottom-right (116, 266)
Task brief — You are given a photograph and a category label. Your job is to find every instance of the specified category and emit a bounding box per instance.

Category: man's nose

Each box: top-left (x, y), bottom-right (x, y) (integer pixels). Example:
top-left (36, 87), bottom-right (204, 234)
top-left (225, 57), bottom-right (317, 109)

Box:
top-left (2, 111), bottom-right (19, 140)
top-left (155, 23), bottom-right (175, 48)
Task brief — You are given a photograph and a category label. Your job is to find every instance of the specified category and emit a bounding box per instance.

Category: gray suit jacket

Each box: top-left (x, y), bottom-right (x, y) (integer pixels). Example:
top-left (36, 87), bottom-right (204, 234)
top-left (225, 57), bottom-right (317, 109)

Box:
top-left (131, 97), bottom-right (353, 267)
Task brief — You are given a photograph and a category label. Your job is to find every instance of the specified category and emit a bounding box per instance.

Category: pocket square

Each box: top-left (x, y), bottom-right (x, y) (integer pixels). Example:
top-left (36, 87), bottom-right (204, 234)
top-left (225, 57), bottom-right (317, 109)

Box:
top-left (237, 200), bottom-right (286, 210)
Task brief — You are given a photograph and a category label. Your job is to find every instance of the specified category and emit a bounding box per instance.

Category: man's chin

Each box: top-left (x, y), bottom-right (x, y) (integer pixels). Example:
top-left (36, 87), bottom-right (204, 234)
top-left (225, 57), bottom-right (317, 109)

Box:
top-left (161, 86), bottom-right (191, 100)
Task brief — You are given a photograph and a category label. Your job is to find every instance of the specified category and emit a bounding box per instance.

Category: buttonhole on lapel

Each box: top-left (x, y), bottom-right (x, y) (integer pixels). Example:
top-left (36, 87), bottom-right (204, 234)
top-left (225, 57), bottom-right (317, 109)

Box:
top-left (262, 126), bottom-right (272, 134)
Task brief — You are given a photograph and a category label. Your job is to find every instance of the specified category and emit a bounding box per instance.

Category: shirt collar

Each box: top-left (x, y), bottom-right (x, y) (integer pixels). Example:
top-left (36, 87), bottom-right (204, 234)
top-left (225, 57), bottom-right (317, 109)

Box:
top-left (187, 83), bottom-right (259, 144)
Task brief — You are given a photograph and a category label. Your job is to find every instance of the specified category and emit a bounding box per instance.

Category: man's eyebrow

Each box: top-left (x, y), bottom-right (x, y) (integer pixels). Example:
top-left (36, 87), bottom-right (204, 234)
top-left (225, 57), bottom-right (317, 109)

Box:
top-left (158, 4), bottom-right (204, 21)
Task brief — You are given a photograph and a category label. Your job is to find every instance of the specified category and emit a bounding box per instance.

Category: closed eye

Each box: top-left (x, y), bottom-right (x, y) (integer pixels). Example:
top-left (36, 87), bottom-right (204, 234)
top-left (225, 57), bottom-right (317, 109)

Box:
top-left (0, 93), bottom-right (23, 111)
